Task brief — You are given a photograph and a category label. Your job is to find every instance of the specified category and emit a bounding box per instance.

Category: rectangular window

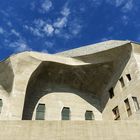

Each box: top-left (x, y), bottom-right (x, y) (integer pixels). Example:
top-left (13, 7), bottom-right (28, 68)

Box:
top-left (62, 107), bottom-right (70, 120)
top-left (126, 74), bottom-right (131, 81)
top-left (85, 110), bottom-right (94, 120)
top-left (124, 98), bottom-right (132, 117)
top-left (109, 87), bottom-right (114, 99)
top-left (112, 106), bottom-right (120, 120)
top-left (119, 77), bottom-right (125, 88)
top-left (36, 104), bottom-right (45, 120)
top-left (0, 99), bottom-right (2, 114)
top-left (132, 97), bottom-right (140, 111)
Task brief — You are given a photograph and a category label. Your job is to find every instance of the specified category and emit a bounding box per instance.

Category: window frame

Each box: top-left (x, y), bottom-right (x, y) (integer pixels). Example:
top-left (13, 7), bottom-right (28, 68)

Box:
top-left (132, 97), bottom-right (140, 111)
top-left (124, 98), bottom-right (132, 117)
top-left (112, 106), bottom-right (120, 120)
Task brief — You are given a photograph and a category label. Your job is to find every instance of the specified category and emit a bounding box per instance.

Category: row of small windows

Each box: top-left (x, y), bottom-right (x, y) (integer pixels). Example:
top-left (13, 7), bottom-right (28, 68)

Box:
top-left (119, 74), bottom-right (131, 87)
top-left (109, 74), bottom-right (132, 99)
top-left (112, 97), bottom-right (140, 120)
top-left (36, 104), bottom-right (94, 120)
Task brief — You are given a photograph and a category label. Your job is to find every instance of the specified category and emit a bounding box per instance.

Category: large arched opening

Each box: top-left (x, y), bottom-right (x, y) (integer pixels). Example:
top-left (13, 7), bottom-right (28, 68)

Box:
top-left (22, 61), bottom-right (113, 120)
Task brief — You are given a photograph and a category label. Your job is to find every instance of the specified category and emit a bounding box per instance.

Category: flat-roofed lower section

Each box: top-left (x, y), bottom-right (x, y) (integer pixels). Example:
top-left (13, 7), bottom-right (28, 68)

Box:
top-left (0, 121), bottom-right (140, 140)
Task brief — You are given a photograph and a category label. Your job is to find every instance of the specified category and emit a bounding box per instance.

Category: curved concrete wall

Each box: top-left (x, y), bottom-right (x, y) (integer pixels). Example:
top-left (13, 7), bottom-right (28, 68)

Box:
top-left (32, 92), bottom-right (102, 120)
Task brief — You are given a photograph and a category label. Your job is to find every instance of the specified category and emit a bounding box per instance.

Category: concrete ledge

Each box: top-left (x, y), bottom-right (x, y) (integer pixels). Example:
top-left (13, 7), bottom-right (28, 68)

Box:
top-left (0, 121), bottom-right (140, 140)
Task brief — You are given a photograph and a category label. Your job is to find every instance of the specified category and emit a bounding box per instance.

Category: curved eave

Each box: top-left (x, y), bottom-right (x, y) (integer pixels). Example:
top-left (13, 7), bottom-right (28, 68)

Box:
top-left (56, 40), bottom-right (131, 57)
top-left (9, 51), bottom-right (90, 67)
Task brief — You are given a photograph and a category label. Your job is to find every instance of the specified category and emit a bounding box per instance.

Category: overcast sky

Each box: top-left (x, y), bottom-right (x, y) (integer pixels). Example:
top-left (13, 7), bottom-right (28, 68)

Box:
top-left (0, 0), bottom-right (140, 60)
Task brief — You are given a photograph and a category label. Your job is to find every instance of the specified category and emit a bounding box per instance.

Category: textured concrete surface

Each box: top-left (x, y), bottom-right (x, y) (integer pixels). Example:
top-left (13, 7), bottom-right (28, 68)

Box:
top-left (0, 121), bottom-right (140, 140)
top-left (0, 40), bottom-right (140, 121)
top-left (0, 40), bottom-right (140, 139)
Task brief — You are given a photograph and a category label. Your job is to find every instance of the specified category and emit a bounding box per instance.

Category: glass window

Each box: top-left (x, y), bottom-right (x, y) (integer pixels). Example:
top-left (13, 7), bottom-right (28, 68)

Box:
top-left (112, 106), bottom-right (120, 120)
top-left (36, 104), bottom-right (45, 120)
top-left (124, 98), bottom-right (132, 117)
top-left (132, 97), bottom-right (140, 111)
top-left (126, 74), bottom-right (131, 81)
top-left (109, 87), bottom-right (114, 99)
top-left (0, 99), bottom-right (2, 114)
top-left (85, 110), bottom-right (94, 120)
top-left (61, 107), bottom-right (70, 120)
top-left (119, 77), bottom-right (125, 88)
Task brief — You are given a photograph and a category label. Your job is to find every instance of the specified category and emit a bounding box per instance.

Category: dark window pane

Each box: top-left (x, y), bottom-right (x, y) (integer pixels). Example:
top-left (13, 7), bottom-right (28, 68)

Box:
top-left (85, 110), bottom-right (94, 120)
top-left (62, 107), bottom-right (70, 120)
top-left (0, 99), bottom-right (3, 114)
top-left (124, 98), bottom-right (132, 117)
top-left (126, 74), bottom-right (131, 81)
top-left (119, 77), bottom-right (125, 87)
top-left (112, 106), bottom-right (120, 120)
top-left (109, 87), bottom-right (114, 99)
top-left (36, 104), bottom-right (45, 120)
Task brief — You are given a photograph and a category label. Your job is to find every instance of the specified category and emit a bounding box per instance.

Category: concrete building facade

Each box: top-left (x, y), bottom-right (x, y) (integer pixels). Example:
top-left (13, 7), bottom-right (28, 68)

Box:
top-left (0, 40), bottom-right (140, 139)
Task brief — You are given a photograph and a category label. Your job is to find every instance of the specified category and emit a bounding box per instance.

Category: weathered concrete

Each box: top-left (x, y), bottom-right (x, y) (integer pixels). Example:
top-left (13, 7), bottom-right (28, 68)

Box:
top-left (0, 40), bottom-right (140, 139)
top-left (0, 121), bottom-right (140, 140)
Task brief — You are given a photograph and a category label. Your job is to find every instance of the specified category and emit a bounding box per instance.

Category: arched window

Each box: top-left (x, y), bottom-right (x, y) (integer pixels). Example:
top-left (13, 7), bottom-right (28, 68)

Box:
top-left (61, 107), bottom-right (70, 120)
top-left (0, 99), bottom-right (2, 113)
top-left (36, 104), bottom-right (45, 120)
top-left (85, 110), bottom-right (94, 120)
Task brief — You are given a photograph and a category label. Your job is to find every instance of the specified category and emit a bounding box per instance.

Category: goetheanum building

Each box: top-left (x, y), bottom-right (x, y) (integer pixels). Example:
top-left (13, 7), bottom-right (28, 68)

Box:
top-left (0, 40), bottom-right (140, 140)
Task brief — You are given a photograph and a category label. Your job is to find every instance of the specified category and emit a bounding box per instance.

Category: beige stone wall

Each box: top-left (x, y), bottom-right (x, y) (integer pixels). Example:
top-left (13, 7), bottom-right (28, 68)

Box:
top-left (32, 92), bottom-right (102, 120)
top-left (0, 121), bottom-right (140, 140)
top-left (101, 45), bottom-right (140, 120)
top-left (1, 41), bottom-right (140, 121)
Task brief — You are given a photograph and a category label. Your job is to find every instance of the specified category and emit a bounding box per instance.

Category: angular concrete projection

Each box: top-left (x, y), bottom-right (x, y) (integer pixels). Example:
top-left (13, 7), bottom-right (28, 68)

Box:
top-left (0, 40), bottom-right (140, 139)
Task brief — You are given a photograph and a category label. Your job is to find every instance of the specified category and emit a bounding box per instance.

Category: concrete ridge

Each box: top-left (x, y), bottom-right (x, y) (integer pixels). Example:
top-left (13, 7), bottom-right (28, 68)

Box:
top-left (0, 40), bottom-right (135, 62)
top-left (56, 40), bottom-right (131, 57)
top-left (7, 51), bottom-right (90, 66)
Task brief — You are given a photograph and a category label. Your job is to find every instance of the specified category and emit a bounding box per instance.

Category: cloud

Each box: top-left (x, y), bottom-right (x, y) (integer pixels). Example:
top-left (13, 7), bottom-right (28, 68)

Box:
top-left (91, 0), bottom-right (103, 7)
top-left (26, 2), bottom-right (82, 40)
top-left (121, 0), bottom-right (133, 13)
top-left (106, 0), bottom-right (125, 7)
top-left (101, 38), bottom-right (109, 41)
top-left (9, 39), bottom-right (31, 52)
top-left (43, 24), bottom-right (54, 36)
top-left (11, 29), bottom-right (20, 37)
top-left (45, 41), bottom-right (54, 48)
top-left (54, 5), bottom-right (70, 29)
top-left (115, 0), bottom-right (126, 7)
top-left (106, 0), bottom-right (134, 12)
top-left (53, 17), bottom-right (68, 29)
top-left (69, 22), bottom-right (82, 36)
top-left (121, 15), bottom-right (129, 25)
top-left (0, 27), bottom-right (4, 34)
top-left (34, 19), bottom-right (45, 27)
top-left (7, 21), bottom-right (12, 27)
top-left (25, 19), bottom-right (55, 37)
top-left (107, 26), bottom-right (114, 32)
top-left (61, 5), bottom-right (70, 17)
top-left (24, 25), bottom-right (43, 37)
top-left (40, 0), bottom-right (53, 13)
